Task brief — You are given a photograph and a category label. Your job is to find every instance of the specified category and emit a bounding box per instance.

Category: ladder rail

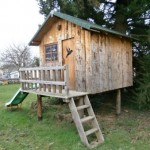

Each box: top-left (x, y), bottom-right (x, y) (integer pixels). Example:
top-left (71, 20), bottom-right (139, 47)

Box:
top-left (68, 98), bottom-right (89, 147)
top-left (84, 95), bottom-right (104, 143)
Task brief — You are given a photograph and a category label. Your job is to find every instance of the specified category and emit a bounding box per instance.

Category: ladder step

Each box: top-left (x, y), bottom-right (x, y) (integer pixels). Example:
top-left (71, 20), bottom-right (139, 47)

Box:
top-left (76, 105), bottom-right (90, 110)
top-left (81, 116), bottom-right (94, 123)
top-left (85, 128), bottom-right (99, 136)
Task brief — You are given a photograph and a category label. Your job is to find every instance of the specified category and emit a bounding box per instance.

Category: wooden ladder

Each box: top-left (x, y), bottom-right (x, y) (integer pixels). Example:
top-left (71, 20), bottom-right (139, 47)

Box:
top-left (68, 95), bottom-right (104, 148)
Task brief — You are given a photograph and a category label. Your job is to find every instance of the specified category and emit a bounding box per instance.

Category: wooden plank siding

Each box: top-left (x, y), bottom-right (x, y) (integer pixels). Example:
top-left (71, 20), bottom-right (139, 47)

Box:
top-left (75, 26), bottom-right (86, 92)
top-left (88, 32), bottom-right (132, 94)
top-left (38, 18), bottom-right (132, 94)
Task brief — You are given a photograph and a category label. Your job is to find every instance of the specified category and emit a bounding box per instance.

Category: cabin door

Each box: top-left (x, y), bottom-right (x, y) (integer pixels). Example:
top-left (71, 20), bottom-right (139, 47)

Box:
top-left (62, 38), bottom-right (75, 90)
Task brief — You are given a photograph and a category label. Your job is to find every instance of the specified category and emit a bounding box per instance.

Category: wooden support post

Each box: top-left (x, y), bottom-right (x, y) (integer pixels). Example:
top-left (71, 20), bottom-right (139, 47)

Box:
top-left (116, 89), bottom-right (121, 115)
top-left (37, 95), bottom-right (43, 121)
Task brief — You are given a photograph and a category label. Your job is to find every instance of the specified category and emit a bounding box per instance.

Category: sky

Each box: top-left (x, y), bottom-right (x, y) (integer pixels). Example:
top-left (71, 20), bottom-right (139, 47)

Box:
top-left (0, 0), bottom-right (44, 57)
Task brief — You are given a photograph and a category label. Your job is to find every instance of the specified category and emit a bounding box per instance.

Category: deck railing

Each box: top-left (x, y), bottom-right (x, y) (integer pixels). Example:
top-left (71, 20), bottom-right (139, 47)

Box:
top-left (19, 65), bottom-right (69, 95)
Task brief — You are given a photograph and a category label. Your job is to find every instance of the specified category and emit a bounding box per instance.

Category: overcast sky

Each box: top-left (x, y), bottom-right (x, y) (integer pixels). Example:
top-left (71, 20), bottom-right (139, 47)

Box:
top-left (0, 0), bottom-right (44, 57)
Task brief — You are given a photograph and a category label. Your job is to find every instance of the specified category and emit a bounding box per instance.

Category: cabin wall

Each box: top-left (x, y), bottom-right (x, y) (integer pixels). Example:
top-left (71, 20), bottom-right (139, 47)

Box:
top-left (74, 29), bottom-right (133, 93)
top-left (85, 32), bottom-right (133, 94)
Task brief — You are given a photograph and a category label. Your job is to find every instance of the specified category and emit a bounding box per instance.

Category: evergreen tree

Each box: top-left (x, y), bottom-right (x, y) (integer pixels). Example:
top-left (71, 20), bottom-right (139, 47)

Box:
top-left (134, 52), bottom-right (150, 109)
top-left (36, 0), bottom-right (150, 37)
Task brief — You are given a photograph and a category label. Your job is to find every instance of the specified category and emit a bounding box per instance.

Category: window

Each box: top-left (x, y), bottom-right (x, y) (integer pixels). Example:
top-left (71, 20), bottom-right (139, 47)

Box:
top-left (45, 43), bottom-right (58, 61)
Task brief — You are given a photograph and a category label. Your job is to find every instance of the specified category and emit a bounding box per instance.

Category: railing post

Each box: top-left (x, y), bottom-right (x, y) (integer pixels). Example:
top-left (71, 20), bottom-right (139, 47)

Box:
top-left (52, 70), bottom-right (56, 93)
top-left (20, 70), bottom-right (23, 90)
top-left (26, 70), bottom-right (30, 89)
top-left (47, 70), bottom-right (51, 92)
top-left (30, 70), bottom-right (33, 89)
top-left (42, 70), bottom-right (46, 92)
top-left (34, 70), bottom-right (37, 90)
top-left (58, 69), bottom-right (62, 93)
top-left (39, 70), bottom-right (41, 91)
top-left (64, 65), bottom-right (69, 95)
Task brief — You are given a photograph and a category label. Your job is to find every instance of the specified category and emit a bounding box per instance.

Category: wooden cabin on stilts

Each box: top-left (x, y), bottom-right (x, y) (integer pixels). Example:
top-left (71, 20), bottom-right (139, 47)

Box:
top-left (19, 12), bottom-right (133, 148)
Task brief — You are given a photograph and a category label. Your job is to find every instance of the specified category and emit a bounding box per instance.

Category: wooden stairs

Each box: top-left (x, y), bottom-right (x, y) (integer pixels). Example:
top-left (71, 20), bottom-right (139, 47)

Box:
top-left (68, 94), bottom-right (104, 148)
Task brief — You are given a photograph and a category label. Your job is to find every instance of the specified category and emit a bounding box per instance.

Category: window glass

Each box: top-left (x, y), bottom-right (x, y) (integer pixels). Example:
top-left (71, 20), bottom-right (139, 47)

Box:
top-left (52, 44), bottom-right (57, 52)
top-left (45, 43), bottom-right (58, 62)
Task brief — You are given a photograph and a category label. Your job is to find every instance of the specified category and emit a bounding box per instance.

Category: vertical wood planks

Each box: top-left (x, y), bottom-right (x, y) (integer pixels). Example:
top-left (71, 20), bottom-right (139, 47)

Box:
top-left (42, 70), bottom-right (46, 92)
top-left (39, 70), bottom-right (42, 91)
top-left (30, 70), bottom-right (33, 90)
top-left (64, 65), bottom-right (69, 95)
top-left (57, 69), bottom-right (62, 93)
top-left (85, 30), bottom-right (92, 92)
top-left (121, 39), bottom-right (133, 87)
top-left (91, 33), bottom-right (101, 93)
top-left (20, 70), bottom-right (25, 90)
top-left (26, 70), bottom-right (30, 89)
top-left (52, 70), bottom-right (56, 93)
top-left (34, 70), bottom-right (37, 90)
top-left (47, 70), bottom-right (51, 92)
top-left (86, 32), bottom-right (133, 94)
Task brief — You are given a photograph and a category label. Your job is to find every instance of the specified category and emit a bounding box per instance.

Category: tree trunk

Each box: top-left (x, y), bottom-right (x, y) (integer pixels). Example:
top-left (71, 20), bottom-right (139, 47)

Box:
top-left (114, 0), bottom-right (131, 33)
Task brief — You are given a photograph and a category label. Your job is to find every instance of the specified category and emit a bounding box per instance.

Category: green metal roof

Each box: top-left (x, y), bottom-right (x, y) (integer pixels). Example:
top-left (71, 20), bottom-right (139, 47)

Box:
top-left (29, 11), bottom-right (133, 46)
top-left (54, 12), bottom-right (131, 38)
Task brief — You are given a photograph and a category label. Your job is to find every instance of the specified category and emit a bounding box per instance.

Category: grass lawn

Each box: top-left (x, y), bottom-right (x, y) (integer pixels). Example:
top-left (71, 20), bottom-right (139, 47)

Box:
top-left (0, 84), bottom-right (150, 150)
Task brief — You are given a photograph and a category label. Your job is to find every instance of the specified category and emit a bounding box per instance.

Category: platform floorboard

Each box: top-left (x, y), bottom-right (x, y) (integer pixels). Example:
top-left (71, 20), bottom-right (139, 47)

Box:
top-left (21, 89), bottom-right (88, 99)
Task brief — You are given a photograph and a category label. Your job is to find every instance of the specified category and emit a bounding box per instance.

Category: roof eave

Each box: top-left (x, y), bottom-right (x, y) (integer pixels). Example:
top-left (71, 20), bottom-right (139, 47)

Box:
top-left (90, 27), bottom-right (138, 41)
top-left (29, 41), bottom-right (41, 46)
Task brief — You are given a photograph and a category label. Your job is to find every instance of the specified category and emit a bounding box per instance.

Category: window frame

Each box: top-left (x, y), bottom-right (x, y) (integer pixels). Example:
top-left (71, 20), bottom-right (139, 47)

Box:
top-left (45, 43), bottom-right (58, 62)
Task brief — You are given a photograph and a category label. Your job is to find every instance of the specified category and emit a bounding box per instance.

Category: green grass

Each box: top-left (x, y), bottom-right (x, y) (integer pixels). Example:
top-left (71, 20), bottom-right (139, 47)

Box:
top-left (0, 84), bottom-right (150, 150)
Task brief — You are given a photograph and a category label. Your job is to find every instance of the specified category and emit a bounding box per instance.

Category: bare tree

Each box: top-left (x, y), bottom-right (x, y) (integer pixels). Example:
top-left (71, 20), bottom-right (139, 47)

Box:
top-left (0, 44), bottom-right (32, 71)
